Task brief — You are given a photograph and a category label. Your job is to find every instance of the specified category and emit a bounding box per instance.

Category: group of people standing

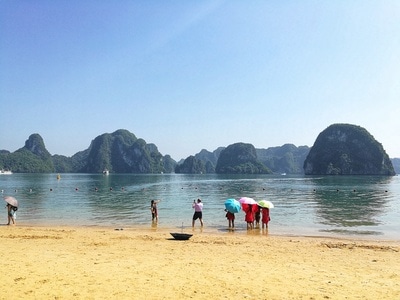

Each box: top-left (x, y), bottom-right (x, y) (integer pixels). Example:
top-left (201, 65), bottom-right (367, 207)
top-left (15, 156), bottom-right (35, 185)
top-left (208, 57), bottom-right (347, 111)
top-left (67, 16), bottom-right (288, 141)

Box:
top-left (226, 204), bottom-right (270, 230)
top-left (150, 198), bottom-right (270, 230)
top-left (244, 204), bottom-right (270, 230)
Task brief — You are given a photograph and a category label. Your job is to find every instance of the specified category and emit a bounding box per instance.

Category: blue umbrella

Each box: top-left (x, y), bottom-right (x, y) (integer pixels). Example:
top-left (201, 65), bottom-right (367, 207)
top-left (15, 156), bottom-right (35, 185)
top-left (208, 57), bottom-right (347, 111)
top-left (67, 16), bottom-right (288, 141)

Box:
top-left (224, 198), bottom-right (241, 213)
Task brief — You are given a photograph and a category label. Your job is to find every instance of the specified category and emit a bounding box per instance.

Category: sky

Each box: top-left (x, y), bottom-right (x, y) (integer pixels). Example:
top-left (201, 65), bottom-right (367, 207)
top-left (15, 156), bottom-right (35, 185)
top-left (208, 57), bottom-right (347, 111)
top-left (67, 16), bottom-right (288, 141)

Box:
top-left (1, 1), bottom-right (400, 161)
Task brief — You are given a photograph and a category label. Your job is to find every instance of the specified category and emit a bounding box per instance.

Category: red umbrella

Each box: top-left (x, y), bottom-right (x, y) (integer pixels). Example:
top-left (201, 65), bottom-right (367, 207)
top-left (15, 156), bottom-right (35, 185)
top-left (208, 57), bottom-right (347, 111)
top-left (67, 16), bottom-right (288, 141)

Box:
top-left (4, 196), bottom-right (18, 207)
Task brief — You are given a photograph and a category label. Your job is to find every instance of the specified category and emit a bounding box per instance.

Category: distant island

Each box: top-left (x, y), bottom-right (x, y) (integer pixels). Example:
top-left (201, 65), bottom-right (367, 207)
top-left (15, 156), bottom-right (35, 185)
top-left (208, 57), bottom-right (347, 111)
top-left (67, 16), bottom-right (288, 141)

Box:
top-left (304, 124), bottom-right (395, 175)
top-left (0, 124), bottom-right (397, 175)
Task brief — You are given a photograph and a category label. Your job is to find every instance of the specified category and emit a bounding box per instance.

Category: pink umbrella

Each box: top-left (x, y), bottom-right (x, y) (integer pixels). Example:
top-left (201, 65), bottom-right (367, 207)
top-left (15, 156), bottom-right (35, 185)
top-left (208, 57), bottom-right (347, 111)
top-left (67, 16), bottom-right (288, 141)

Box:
top-left (239, 197), bottom-right (258, 213)
top-left (4, 196), bottom-right (18, 207)
top-left (239, 197), bottom-right (257, 205)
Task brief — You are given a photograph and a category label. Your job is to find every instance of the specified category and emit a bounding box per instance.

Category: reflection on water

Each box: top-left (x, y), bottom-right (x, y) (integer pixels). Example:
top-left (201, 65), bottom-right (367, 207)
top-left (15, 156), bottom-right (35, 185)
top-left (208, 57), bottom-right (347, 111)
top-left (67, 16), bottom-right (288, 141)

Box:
top-left (310, 176), bottom-right (392, 228)
top-left (1, 173), bottom-right (399, 239)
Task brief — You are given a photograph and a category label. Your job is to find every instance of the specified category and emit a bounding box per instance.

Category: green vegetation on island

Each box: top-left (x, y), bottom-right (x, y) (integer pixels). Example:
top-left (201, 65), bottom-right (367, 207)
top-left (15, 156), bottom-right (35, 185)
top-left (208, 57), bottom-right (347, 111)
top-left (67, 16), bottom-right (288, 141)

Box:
top-left (215, 143), bottom-right (272, 174)
top-left (0, 134), bottom-right (54, 173)
top-left (303, 124), bottom-right (395, 175)
top-left (0, 125), bottom-right (397, 175)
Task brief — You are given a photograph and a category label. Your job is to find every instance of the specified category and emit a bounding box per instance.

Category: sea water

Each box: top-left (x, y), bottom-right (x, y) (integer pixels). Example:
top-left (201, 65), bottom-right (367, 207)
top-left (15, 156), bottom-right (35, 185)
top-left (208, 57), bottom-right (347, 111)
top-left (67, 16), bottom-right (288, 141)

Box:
top-left (1, 173), bottom-right (399, 240)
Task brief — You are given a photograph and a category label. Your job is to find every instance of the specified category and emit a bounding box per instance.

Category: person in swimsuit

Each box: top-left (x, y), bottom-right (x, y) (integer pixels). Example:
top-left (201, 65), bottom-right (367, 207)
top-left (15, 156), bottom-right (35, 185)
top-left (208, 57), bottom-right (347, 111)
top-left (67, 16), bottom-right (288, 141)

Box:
top-left (150, 199), bottom-right (161, 222)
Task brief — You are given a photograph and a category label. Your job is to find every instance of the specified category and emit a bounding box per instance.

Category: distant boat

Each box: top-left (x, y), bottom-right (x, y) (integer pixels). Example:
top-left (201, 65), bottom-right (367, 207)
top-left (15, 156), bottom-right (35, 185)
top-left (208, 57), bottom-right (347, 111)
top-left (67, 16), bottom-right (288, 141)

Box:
top-left (281, 173), bottom-right (287, 176)
top-left (103, 169), bottom-right (109, 175)
top-left (0, 170), bottom-right (12, 175)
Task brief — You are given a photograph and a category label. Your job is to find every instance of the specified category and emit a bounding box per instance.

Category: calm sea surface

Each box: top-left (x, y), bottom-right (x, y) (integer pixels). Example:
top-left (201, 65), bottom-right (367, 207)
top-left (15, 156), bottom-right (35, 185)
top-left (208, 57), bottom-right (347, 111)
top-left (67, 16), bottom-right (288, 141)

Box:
top-left (1, 173), bottom-right (399, 240)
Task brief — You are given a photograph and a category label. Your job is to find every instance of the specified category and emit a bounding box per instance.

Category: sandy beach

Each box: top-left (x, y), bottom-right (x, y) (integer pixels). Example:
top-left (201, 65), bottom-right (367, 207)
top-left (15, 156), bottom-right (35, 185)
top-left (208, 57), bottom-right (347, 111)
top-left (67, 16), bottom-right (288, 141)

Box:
top-left (0, 225), bottom-right (399, 300)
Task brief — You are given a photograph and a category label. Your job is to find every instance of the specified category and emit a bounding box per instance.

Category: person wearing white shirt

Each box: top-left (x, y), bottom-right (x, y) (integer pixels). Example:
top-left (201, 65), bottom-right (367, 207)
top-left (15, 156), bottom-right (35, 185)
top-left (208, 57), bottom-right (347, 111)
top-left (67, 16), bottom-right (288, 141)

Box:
top-left (192, 199), bottom-right (203, 227)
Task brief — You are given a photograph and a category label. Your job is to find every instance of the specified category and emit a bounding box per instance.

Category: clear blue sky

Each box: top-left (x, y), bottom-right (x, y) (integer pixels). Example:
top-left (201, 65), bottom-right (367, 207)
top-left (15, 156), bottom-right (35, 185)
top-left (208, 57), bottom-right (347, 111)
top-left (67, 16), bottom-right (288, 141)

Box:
top-left (1, 1), bottom-right (399, 161)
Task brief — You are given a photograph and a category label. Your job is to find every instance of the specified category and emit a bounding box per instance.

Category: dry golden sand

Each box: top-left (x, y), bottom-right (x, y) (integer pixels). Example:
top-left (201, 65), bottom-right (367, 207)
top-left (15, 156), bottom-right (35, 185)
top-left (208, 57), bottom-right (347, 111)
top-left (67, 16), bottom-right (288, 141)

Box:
top-left (0, 225), bottom-right (399, 300)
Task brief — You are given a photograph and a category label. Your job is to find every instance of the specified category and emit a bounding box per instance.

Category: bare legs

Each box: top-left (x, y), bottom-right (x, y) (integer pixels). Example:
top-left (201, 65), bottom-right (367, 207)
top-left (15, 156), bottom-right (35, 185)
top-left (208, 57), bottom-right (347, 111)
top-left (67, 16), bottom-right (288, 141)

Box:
top-left (7, 214), bottom-right (15, 225)
top-left (247, 222), bottom-right (253, 230)
top-left (192, 218), bottom-right (203, 227)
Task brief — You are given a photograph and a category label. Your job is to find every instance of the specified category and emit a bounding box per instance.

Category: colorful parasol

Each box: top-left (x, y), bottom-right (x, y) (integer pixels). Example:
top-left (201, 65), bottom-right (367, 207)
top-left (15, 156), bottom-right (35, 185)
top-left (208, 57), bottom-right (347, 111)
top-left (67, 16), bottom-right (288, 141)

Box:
top-left (258, 200), bottom-right (274, 209)
top-left (239, 197), bottom-right (258, 212)
top-left (224, 198), bottom-right (241, 214)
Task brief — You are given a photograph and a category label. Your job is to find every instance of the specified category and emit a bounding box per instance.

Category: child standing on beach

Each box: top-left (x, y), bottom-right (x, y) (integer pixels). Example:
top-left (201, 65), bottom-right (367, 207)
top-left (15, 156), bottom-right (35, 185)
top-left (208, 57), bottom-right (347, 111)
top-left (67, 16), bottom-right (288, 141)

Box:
top-left (225, 210), bottom-right (235, 229)
top-left (150, 199), bottom-right (161, 222)
top-left (261, 207), bottom-right (270, 229)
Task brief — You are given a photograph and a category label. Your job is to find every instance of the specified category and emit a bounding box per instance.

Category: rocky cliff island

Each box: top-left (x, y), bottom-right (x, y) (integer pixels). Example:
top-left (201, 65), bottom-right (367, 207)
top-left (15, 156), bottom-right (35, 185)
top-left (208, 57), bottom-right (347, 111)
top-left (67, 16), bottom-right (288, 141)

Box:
top-left (303, 124), bottom-right (395, 175)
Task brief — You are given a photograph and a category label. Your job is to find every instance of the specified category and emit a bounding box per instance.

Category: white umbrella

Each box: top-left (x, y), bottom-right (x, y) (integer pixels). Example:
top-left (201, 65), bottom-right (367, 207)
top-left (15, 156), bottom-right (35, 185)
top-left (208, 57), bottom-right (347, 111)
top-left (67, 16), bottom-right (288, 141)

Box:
top-left (4, 196), bottom-right (18, 207)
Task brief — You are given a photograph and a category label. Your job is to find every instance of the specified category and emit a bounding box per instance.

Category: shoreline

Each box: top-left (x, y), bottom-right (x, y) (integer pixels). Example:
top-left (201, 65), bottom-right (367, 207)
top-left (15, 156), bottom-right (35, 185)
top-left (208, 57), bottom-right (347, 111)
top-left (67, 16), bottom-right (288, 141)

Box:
top-left (1, 225), bottom-right (399, 299)
top-left (8, 221), bottom-right (400, 243)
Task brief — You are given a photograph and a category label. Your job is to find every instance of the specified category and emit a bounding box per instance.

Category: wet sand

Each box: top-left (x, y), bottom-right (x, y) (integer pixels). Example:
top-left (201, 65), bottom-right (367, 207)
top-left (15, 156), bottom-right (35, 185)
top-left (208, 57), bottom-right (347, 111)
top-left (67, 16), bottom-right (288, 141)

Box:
top-left (0, 225), bottom-right (399, 299)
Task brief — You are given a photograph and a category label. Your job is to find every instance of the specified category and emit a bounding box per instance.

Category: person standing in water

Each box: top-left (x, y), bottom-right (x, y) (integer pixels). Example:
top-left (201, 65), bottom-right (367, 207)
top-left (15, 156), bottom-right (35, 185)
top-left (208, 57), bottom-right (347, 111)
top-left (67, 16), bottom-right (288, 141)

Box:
top-left (254, 205), bottom-right (261, 229)
top-left (225, 210), bottom-right (235, 229)
top-left (244, 204), bottom-right (255, 230)
top-left (150, 199), bottom-right (161, 222)
top-left (261, 207), bottom-right (271, 229)
top-left (192, 199), bottom-right (203, 227)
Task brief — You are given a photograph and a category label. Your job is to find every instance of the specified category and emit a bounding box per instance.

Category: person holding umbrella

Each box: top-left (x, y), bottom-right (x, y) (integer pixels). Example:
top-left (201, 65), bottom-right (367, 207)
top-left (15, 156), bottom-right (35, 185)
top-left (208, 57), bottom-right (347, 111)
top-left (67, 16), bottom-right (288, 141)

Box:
top-left (258, 200), bottom-right (274, 229)
top-left (239, 197), bottom-right (258, 230)
top-left (4, 196), bottom-right (18, 225)
top-left (6, 204), bottom-right (17, 225)
top-left (244, 204), bottom-right (255, 230)
top-left (225, 210), bottom-right (235, 229)
top-left (224, 198), bottom-right (241, 230)
top-left (261, 208), bottom-right (271, 229)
